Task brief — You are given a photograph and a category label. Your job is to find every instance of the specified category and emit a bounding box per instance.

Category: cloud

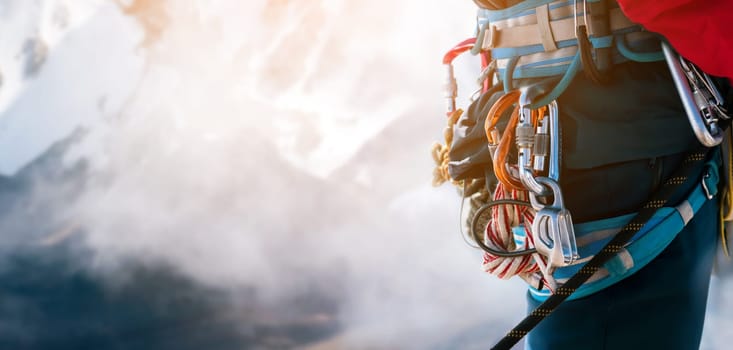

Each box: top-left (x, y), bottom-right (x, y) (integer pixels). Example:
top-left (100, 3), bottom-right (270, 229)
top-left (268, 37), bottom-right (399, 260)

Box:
top-left (6, 0), bottom-right (531, 347)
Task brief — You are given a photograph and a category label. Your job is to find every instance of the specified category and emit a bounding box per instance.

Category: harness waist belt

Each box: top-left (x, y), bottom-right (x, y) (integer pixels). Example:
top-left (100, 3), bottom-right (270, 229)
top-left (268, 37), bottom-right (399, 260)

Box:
top-left (476, 0), bottom-right (664, 81)
top-left (511, 153), bottom-right (720, 301)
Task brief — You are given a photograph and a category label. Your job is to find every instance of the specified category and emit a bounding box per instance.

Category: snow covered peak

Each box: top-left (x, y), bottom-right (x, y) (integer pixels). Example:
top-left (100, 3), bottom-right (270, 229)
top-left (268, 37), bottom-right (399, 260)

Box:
top-left (0, 0), bottom-right (143, 176)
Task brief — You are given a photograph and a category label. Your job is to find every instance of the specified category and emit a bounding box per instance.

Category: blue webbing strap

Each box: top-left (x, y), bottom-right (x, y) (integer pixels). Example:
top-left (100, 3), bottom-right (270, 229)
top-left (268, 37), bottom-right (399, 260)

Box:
top-left (526, 150), bottom-right (721, 301)
top-left (482, 0), bottom-right (557, 22)
top-left (478, 0), bottom-right (665, 100)
top-left (529, 51), bottom-right (581, 109)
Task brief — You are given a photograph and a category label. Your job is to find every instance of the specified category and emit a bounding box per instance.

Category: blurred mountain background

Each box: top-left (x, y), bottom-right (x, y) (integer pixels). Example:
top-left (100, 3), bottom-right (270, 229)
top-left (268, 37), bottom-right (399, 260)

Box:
top-left (0, 0), bottom-right (731, 349)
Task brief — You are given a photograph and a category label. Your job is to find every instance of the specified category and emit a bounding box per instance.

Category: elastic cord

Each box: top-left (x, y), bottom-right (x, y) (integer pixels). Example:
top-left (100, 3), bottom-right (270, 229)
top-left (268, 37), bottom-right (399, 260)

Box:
top-left (529, 51), bottom-right (582, 109)
top-left (616, 34), bottom-right (664, 63)
top-left (471, 199), bottom-right (537, 257)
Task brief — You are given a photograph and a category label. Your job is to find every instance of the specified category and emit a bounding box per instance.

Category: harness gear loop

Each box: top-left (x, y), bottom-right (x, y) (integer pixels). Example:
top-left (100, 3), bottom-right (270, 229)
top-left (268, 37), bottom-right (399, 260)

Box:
top-left (480, 90), bottom-right (578, 288)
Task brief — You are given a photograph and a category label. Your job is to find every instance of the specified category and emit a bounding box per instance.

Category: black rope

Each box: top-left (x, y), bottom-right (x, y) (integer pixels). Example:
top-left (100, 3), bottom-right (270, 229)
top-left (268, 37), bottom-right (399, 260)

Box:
top-left (470, 199), bottom-right (537, 257)
top-left (577, 25), bottom-right (609, 85)
top-left (491, 146), bottom-right (712, 350)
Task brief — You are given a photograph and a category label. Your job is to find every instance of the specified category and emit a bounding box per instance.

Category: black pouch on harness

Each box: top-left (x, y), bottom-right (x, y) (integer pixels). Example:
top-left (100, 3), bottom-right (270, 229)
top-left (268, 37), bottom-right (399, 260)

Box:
top-left (447, 85), bottom-right (508, 184)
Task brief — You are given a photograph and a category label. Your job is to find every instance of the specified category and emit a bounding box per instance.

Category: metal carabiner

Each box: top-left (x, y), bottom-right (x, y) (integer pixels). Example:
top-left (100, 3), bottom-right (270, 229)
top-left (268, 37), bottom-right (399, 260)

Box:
top-left (547, 100), bottom-right (561, 181)
top-left (516, 87), bottom-right (561, 199)
top-left (662, 42), bottom-right (729, 147)
top-left (442, 38), bottom-right (478, 116)
top-left (487, 90), bottom-right (526, 190)
top-left (531, 177), bottom-right (580, 269)
top-left (517, 89), bottom-right (548, 195)
top-left (529, 100), bottom-right (561, 210)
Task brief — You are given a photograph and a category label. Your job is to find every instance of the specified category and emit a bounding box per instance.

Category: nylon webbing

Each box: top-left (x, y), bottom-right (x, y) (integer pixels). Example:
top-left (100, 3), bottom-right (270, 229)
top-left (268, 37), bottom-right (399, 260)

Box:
top-left (491, 146), bottom-right (713, 350)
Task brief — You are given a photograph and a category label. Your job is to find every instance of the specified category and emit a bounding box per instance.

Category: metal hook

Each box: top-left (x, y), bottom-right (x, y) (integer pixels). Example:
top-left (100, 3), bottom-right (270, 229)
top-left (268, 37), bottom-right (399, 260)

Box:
top-left (517, 89), bottom-right (547, 195)
top-left (662, 42), bottom-right (727, 147)
top-left (516, 88), bottom-right (561, 198)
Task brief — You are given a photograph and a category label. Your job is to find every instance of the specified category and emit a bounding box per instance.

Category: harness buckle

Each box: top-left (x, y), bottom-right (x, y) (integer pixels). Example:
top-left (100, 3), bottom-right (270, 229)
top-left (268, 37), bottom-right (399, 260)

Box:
top-left (702, 171), bottom-right (715, 200)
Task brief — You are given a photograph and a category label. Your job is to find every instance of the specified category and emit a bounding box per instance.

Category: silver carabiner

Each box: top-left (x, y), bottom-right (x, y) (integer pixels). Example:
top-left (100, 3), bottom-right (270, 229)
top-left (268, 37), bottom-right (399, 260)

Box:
top-left (547, 100), bottom-right (561, 181)
top-left (528, 100), bottom-right (561, 210)
top-left (517, 89), bottom-right (550, 196)
top-left (662, 42), bottom-right (729, 147)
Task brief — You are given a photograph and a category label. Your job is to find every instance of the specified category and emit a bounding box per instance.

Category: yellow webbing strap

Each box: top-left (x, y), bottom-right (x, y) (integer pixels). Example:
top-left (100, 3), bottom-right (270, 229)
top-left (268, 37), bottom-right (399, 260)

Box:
top-left (720, 127), bottom-right (733, 257)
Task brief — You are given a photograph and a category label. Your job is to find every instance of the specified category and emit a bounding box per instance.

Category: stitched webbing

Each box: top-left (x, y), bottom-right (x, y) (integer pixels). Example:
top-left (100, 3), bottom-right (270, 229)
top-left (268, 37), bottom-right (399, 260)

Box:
top-left (491, 147), bottom-right (712, 350)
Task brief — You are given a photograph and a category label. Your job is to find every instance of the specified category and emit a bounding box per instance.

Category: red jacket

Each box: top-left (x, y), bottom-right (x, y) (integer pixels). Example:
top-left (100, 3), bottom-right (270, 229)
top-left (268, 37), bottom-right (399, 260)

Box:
top-left (617, 0), bottom-right (733, 81)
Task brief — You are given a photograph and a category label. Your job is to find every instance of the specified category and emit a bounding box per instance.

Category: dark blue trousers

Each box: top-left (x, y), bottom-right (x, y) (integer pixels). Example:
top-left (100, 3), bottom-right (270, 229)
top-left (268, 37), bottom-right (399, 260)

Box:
top-left (526, 152), bottom-right (720, 350)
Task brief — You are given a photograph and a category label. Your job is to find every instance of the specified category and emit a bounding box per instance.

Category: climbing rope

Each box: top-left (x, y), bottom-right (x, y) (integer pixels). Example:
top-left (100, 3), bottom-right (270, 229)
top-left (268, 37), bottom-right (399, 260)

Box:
top-left (476, 91), bottom-right (559, 288)
top-left (477, 185), bottom-right (544, 279)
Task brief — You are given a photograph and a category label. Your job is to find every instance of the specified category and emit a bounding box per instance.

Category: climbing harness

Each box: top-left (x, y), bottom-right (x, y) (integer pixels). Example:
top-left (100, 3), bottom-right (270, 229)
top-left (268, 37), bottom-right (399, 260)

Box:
top-left (431, 0), bottom-right (668, 288)
top-left (429, 0), bottom-right (731, 348)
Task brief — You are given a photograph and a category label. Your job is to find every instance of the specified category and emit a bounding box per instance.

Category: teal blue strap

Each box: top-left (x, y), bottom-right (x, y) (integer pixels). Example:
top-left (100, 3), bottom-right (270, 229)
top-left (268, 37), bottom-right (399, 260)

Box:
top-left (482, 0), bottom-right (556, 22)
top-left (529, 151), bottom-right (721, 301)
top-left (528, 51), bottom-right (581, 109)
top-left (616, 35), bottom-right (664, 62)
top-left (589, 35), bottom-right (614, 49)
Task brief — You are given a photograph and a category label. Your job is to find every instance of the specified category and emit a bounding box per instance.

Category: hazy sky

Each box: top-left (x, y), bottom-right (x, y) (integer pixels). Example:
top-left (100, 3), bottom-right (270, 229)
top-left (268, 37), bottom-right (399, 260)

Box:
top-left (2, 1), bottom-right (733, 349)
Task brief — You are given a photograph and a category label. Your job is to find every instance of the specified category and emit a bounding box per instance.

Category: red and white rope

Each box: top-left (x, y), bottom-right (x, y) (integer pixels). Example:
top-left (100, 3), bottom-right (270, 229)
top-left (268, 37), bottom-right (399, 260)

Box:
top-left (481, 183), bottom-right (548, 282)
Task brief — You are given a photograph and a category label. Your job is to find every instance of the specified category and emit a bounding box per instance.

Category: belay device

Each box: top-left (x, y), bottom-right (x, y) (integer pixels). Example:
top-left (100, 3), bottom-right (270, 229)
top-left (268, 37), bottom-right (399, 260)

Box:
top-left (431, 0), bottom-right (731, 349)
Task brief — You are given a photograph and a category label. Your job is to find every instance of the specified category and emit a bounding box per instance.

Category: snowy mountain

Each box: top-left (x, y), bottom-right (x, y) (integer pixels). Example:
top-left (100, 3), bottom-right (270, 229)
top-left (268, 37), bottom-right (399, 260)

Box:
top-left (0, 0), bottom-right (142, 176)
top-left (0, 1), bottom-right (517, 348)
